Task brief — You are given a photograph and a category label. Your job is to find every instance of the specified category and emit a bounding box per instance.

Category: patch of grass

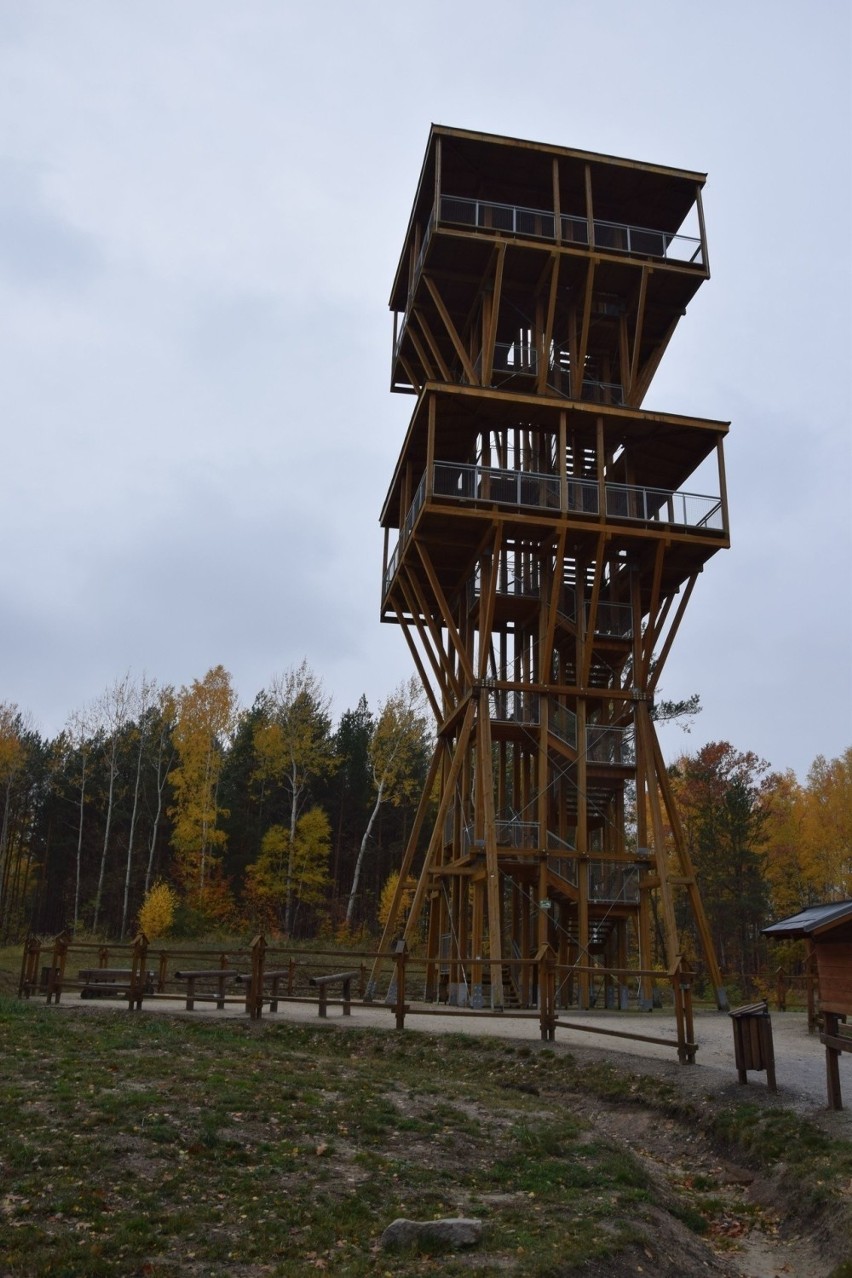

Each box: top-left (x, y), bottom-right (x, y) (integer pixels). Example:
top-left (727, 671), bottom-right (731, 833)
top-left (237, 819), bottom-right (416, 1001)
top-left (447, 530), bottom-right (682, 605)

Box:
top-left (1, 996), bottom-right (850, 1276)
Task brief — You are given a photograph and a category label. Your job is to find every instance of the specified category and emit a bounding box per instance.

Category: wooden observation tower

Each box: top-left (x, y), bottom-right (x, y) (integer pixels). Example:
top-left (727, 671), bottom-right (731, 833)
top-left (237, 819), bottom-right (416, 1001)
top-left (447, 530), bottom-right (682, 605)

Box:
top-left (373, 126), bottom-right (730, 1012)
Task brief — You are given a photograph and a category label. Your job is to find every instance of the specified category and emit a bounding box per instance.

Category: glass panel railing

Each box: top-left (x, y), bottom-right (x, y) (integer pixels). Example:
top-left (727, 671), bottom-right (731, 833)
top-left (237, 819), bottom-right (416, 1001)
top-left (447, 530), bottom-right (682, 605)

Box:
top-left (387, 468), bottom-right (723, 594)
top-left (383, 474), bottom-right (426, 595)
top-left (567, 478), bottom-right (600, 515)
top-left (549, 702), bottom-right (577, 750)
top-left (593, 219), bottom-right (703, 265)
top-left (441, 195), bottom-right (555, 240)
top-left (586, 600), bottom-right (633, 639)
top-left (586, 724), bottom-right (634, 765)
top-left (436, 194), bottom-right (703, 266)
top-left (589, 862), bottom-right (640, 903)
top-left (492, 340), bottom-right (538, 376)
top-left (434, 462), bottom-right (561, 511)
top-left (469, 561), bottom-right (541, 603)
top-left (462, 819), bottom-right (541, 850)
top-left (488, 689), bottom-right (540, 725)
top-left (606, 484), bottom-right (723, 530)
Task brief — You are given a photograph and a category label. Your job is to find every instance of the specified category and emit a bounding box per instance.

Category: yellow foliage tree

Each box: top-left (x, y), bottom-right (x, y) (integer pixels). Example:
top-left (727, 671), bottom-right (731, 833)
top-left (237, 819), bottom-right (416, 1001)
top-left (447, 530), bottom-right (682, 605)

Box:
top-left (378, 870), bottom-right (416, 930)
top-left (253, 662), bottom-right (336, 934)
top-left (244, 806), bottom-right (331, 932)
top-left (169, 666), bottom-right (238, 914)
top-left (799, 749), bottom-right (852, 900)
top-left (138, 880), bottom-right (179, 939)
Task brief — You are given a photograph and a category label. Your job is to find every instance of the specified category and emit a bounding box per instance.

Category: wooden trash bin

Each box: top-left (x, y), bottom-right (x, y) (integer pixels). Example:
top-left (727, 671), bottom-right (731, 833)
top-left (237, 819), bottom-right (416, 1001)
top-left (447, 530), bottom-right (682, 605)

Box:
top-left (730, 1000), bottom-right (777, 1091)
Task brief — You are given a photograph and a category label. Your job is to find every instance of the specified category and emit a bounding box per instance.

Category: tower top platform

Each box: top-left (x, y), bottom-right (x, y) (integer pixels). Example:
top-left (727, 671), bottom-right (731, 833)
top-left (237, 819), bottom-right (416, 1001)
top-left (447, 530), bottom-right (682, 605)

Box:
top-left (390, 125), bottom-right (707, 312)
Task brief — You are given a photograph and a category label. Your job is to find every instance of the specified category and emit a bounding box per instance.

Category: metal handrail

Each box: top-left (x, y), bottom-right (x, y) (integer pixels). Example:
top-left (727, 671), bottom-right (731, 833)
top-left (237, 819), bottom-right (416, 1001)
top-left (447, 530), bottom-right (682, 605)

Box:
top-left (386, 465), bottom-right (724, 595)
top-left (437, 193), bottom-right (704, 266)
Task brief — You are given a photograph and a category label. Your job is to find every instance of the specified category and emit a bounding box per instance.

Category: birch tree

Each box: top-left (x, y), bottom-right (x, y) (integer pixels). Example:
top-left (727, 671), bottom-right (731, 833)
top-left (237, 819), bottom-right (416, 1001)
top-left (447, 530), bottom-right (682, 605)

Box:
top-left (91, 673), bottom-right (134, 933)
top-left (346, 677), bottom-right (430, 929)
top-left (119, 674), bottom-right (159, 937)
top-left (254, 661), bottom-right (336, 935)
top-left (65, 704), bottom-right (99, 932)
top-left (144, 686), bottom-right (177, 896)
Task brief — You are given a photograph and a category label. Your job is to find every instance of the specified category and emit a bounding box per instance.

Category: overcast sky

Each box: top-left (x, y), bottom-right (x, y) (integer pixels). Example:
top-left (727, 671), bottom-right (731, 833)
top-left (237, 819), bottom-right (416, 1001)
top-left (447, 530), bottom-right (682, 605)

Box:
top-left (1, 1), bottom-right (850, 779)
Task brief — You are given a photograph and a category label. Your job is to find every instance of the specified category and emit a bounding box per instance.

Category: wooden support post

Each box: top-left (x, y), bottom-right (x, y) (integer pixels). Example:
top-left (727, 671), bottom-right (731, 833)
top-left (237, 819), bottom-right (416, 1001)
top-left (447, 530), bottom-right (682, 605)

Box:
top-left (47, 931), bottom-right (69, 1005)
top-left (248, 934), bottom-right (266, 1021)
top-left (394, 942), bottom-right (408, 1031)
top-left (130, 932), bottom-right (148, 1011)
top-left (537, 944), bottom-right (557, 1041)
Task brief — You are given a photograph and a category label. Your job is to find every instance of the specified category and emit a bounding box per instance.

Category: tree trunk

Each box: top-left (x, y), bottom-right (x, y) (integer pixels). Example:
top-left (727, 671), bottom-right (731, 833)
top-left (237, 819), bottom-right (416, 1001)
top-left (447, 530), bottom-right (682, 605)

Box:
top-left (347, 778), bottom-right (384, 929)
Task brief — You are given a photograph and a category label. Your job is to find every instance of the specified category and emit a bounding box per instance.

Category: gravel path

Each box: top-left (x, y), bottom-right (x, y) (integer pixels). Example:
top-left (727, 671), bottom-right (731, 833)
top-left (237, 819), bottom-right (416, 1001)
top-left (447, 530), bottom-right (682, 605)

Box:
top-left (56, 992), bottom-right (851, 1132)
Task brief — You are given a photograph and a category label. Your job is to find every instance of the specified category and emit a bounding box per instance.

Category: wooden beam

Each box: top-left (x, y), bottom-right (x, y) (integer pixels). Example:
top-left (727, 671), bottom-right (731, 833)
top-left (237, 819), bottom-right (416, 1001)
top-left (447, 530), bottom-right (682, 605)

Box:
top-left (648, 573), bottom-right (699, 693)
top-left (478, 699), bottom-right (505, 1010)
top-left (399, 569), bottom-right (457, 705)
top-left (416, 541), bottom-right (476, 689)
top-left (414, 311), bottom-right (452, 382)
top-left (537, 253), bottom-right (560, 395)
top-left (393, 601), bottom-right (443, 723)
top-left (482, 241), bottom-right (506, 388)
top-left (477, 522), bottom-right (503, 681)
top-left (574, 258), bottom-right (596, 399)
top-left (424, 275), bottom-right (478, 385)
top-left (628, 264), bottom-right (649, 398)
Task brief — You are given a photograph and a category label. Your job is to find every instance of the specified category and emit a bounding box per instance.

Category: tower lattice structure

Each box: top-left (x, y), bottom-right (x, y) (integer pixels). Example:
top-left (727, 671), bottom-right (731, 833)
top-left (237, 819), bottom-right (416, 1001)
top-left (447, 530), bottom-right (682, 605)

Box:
top-left (372, 127), bottom-right (730, 1011)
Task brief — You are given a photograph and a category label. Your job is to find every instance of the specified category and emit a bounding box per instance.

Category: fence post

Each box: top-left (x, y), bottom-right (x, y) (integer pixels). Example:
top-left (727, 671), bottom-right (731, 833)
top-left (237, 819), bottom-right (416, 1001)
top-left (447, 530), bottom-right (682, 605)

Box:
top-left (247, 935), bottom-right (266, 1021)
top-left (18, 935), bottom-right (41, 998)
top-left (775, 966), bottom-right (788, 1012)
top-left (157, 950), bottom-right (168, 993)
top-left (671, 957), bottom-right (696, 1064)
top-left (47, 931), bottom-right (70, 1004)
top-left (393, 941), bottom-right (407, 1031)
top-left (130, 932), bottom-right (148, 1010)
top-left (536, 944), bottom-right (556, 1041)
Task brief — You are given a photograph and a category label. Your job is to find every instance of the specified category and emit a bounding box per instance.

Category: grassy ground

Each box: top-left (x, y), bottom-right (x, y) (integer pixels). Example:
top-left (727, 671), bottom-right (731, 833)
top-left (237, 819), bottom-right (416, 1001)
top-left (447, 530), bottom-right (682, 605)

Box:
top-left (1, 995), bottom-right (851, 1277)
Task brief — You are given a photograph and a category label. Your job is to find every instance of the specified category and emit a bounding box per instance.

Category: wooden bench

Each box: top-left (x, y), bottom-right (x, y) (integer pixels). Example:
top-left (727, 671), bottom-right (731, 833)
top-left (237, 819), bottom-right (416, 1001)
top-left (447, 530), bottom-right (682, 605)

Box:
top-left (78, 968), bottom-right (154, 1005)
top-left (174, 969), bottom-right (239, 1011)
top-left (309, 971), bottom-right (359, 1018)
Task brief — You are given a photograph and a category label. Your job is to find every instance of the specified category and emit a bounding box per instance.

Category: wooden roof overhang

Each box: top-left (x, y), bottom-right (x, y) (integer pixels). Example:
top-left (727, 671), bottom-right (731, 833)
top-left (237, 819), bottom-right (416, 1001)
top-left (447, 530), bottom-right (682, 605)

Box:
top-left (382, 504), bottom-right (728, 626)
top-left (763, 901), bottom-right (852, 942)
top-left (390, 125), bottom-right (708, 313)
top-left (380, 383), bottom-right (729, 529)
top-left (390, 231), bottom-right (705, 397)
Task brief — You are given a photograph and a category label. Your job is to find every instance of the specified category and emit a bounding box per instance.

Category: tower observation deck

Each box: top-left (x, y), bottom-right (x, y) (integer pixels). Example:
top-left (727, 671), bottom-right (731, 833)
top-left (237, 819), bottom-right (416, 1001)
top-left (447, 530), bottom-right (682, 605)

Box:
top-left (373, 126), bottom-right (730, 1012)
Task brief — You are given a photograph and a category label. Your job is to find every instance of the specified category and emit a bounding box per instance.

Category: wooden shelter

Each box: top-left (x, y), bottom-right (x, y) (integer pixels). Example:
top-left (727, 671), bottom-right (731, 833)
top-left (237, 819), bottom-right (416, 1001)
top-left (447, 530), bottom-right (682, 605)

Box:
top-left (370, 126), bottom-right (730, 1012)
top-left (764, 901), bottom-right (852, 1108)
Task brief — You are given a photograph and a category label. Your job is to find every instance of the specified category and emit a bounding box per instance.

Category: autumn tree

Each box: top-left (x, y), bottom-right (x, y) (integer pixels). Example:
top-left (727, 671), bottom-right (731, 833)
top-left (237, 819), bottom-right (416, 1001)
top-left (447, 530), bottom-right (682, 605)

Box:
top-left (761, 769), bottom-right (809, 919)
top-left (799, 749), bottom-right (852, 900)
top-left (0, 705), bottom-right (41, 939)
top-left (63, 704), bottom-right (100, 932)
top-left (669, 742), bottom-right (770, 976)
top-left (346, 677), bottom-right (431, 930)
top-left (253, 661), bottom-right (336, 934)
top-left (244, 806), bottom-right (331, 932)
top-left (90, 674), bottom-right (134, 933)
top-left (326, 696), bottom-right (374, 917)
top-left (138, 879), bottom-right (179, 939)
top-left (169, 666), bottom-right (238, 917)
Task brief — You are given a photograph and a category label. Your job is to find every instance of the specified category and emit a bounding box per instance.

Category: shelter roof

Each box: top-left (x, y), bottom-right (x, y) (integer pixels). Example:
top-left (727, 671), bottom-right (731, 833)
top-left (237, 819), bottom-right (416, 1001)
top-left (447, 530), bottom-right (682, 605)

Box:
top-left (762, 901), bottom-right (852, 939)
